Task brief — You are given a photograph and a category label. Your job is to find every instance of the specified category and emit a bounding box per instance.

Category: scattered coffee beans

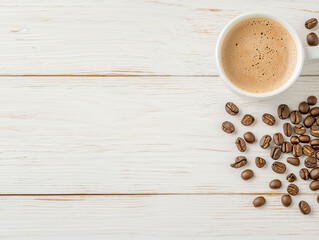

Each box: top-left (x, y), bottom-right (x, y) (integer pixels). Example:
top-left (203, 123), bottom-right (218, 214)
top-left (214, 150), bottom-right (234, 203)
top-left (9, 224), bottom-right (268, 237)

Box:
top-left (230, 156), bottom-right (247, 168)
top-left (241, 114), bottom-right (254, 126)
top-left (222, 121), bottom-right (235, 134)
top-left (235, 137), bottom-right (246, 152)
top-left (305, 157), bottom-right (317, 168)
top-left (269, 179), bottom-right (282, 189)
top-left (255, 157), bottom-right (266, 168)
top-left (262, 113), bottom-right (275, 126)
top-left (307, 96), bottom-right (317, 105)
top-left (283, 123), bottom-right (292, 137)
top-left (286, 173), bottom-right (297, 182)
top-left (290, 136), bottom-right (300, 144)
top-left (270, 146), bottom-right (282, 160)
top-left (299, 201), bottom-right (311, 215)
top-left (304, 115), bottom-right (315, 128)
top-left (225, 102), bottom-right (239, 115)
top-left (310, 167), bottom-right (319, 180)
top-left (307, 32), bottom-right (319, 46)
top-left (300, 168), bottom-right (310, 180)
top-left (244, 132), bottom-right (255, 143)
top-left (260, 135), bottom-right (271, 149)
top-left (310, 180), bottom-right (319, 191)
top-left (241, 169), bottom-right (254, 180)
top-left (253, 196), bottom-right (266, 207)
top-left (277, 104), bottom-right (290, 119)
top-left (299, 101), bottom-right (310, 114)
top-left (281, 194), bottom-right (292, 207)
top-left (287, 157), bottom-right (300, 166)
top-left (287, 184), bottom-right (299, 196)
top-left (299, 135), bottom-right (310, 143)
top-left (272, 161), bottom-right (286, 174)
top-left (290, 110), bottom-right (302, 124)
top-left (305, 18), bottom-right (318, 29)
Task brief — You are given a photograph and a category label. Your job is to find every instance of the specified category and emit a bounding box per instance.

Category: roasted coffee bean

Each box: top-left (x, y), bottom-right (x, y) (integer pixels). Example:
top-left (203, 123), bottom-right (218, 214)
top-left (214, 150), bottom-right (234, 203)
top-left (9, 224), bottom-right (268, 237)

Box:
top-left (281, 194), bottom-right (292, 207)
top-left (310, 107), bottom-right (319, 116)
top-left (287, 157), bottom-right (300, 166)
top-left (243, 132), bottom-right (255, 143)
top-left (225, 102), bottom-right (239, 115)
top-left (290, 136), bottom-right (300, 144)
top-left (282, 142), bottom-right (292, 153)
top-left (241, 169), bottom-right (254, 180)
top-left (299, 201), bottom-right (311, 215)
top-left (299, 135), bottom-right (310, 143)
top-left (305, 18), bottom-right (318, 29)
top-left (304, 115), bottom-right (316, 128)
top-left (272, 161), bottom-right (286, 174)
top-left (300, 168), bottom-right (310, 180)
top-left (222, 121), bottom-right (235, 134)
top-left (255, 157), bottom-right (266, 168)
top-left (262, 113), bottom-right (275, 126)
top-left (253, 196), bottom-right (266, 207)
top-left (307, 96), bottom-right (317, 105)
top-left (310, 125), bottom-right (319, 137)
top-left (293, 144), bottom-right (302, 157)
top-left (305, 157), bottom-right (317, 168)
top-left (310, 180), bottom-right (319, 191)
top-left (310, 167), bottom-right (319, 180)
top-left (241, 114), bottom-right (254, 126)
top-left (316, 151), bottom-right (319, 160)
top-left (273, 132), bottom-right (284, 146)
top-left (230, 156), bottom-right (247, 168)
top-left (299, 101), bottom-right (310, 114)
top-left (290, 110), bottom-right (302, 124)
top-left (235, 137), bottom-right (246, 152)
top-left (294, 124), bottom-right (306, 135)
top-left (269, 179), bottom-right (282, 189)
top-left (277, 104), bottom-right (290, 119)
top-left (287, 173), bottom-right (297, 182)
top-left (287, 184), bottom-right (299, 196)
top-left (270, 146), bottom-right (282, 160)
top-left (307, 32), bottom-right (319, 46)
top-left (303, 145), bottom-right (315, 157)
top-left (317, 118), bottom-right (319, 126)
top-left (260, 135), bottom-right (271, 149)
top-left (283, 123), bottom-right (292, 137)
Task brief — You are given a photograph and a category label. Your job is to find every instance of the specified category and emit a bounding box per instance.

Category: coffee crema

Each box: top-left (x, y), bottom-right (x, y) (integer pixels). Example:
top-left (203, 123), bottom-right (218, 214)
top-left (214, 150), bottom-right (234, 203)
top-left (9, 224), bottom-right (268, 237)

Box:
top-left (221, 17), bottom-right (297, 93)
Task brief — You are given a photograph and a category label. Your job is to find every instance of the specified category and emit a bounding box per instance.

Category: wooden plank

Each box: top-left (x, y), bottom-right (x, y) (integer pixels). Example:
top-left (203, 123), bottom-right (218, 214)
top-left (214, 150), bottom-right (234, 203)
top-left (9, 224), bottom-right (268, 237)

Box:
top-left (1, 194), bottom-right (319, 239)
top-left (0, 76), bottom-right (318, 194)
top-left (0, 0), bottom-right (318, 75)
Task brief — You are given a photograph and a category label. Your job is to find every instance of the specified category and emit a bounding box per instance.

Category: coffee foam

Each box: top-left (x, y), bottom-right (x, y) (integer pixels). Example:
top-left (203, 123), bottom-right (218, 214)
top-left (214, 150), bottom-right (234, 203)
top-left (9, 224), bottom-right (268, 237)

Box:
top-left (221, 17), bottom-right (297, 93)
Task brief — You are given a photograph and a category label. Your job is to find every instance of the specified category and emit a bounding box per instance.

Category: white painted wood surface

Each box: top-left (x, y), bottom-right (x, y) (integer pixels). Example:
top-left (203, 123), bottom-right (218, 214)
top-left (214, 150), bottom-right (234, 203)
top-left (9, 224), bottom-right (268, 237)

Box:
top-left (1, 1), bottom-right (319, 239)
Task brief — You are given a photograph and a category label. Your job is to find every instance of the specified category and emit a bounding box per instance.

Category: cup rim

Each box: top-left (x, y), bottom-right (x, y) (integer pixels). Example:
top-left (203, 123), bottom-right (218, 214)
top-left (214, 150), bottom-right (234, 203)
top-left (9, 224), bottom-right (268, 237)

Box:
top-left (215, 12), bottom-right (304, 98)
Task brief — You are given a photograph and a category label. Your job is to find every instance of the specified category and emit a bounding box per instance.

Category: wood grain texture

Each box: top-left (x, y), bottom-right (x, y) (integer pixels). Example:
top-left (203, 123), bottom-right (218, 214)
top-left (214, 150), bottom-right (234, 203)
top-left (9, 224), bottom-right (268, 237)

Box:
top-left (0, 0), bottom-right (318, 75)
top-left (1, 195), bottom-right (319, 240)
top-left (0, 76), bottom-right (318, 194)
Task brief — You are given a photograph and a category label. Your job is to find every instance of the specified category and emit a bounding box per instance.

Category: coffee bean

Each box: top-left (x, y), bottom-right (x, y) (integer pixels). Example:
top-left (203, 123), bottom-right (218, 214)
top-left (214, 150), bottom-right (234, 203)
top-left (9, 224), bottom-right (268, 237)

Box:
top-left (307, 96), bottom-right (317, 105)
top-left (290, 110), bottom-right (302, 124)
top-left (290, 136), bottom-right (300, 144)
top-left (241, 169), bottom-right (254, 180)
top-left (310, 167), bottom-right (319, 180)
top-left (293, 144), bottom-right (302, 157)
top-left (230, 156), bottom-right (247, 168)
top-left (299, 135), bottom-right (310, 143)
top-left (307, 32), bottom-right (319, 46)
top-left (305, 157), bottom-right (317, 168)
top-left (310, 180), bottom-right (319, 191)
top-left (255, 157), bottom-right (266, 168)
top-left (287, 157), bottom-right (300, 166)
top-left (310, 125), bottom-right (319, 137)
top-left (310, 107), bottom-right (319, 116)
top-left (281, 194), bottom-right (292, 207)
top-left (286, 173), bottom-right (297, 182)
top-left (316, 151), bottom-right (319, 160)
top-left (287, 184), bottom-right (299, 196)
top-left (317, 118), bottom-right (319, 126)
top-left (260, 135), bottom-right (271, 149)
top-left (270, 146), bottom-right (282, 160)
top-left (304, 115), bottom-right (315, 128)
top-left (253, 196), bottom-right (266, 207)
top-left (269, 179), bottom-right (282, 189)
top-left (303, 145), bottom-right (315, 157)
top-left (299, 201), bottom-right (311, 215)
top-left (243, 132), bottom-right (255, 144)
top-left (272, 161), bottom-right (286, 174)
top-left (262, 113), bottom-right (275, 126)
top-left (273, 132), bottom-right (284, 146)
top-left (294, 124), bottom-right (306, 135)
top-left (300, 168), bottom-right (310, 180)
top-left (299, 101), bottom-right (310, 114)
top-left (305, 18), bottom-right (318, 29)
top-left (235, 137), bottom-right (246, 152)
top-left (241, 114), bottom-right (254, 126)
top-left (277, 104), bottom-right (290, 119)
top-left (282, 142), bottom-right (292, 153)
top-left (222, 121), bottom-right (235, 134)
top-left (283, 123), bottom-right (292, 137)
top-left (225, 102), bottom-right (239, 115)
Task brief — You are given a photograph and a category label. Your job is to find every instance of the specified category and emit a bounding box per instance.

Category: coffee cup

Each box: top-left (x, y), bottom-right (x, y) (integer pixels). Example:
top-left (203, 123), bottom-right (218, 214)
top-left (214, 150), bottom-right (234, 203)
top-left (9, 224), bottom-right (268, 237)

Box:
top-left (216, 12), bottom-right (319, 98)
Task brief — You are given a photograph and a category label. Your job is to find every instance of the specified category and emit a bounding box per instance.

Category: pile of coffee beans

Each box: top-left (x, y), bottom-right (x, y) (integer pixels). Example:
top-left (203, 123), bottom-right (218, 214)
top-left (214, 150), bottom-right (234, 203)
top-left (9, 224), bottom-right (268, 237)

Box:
top-left (222, 96), bottom-right (319, 215)
top-left (305, 18), bottom-right (318, 46)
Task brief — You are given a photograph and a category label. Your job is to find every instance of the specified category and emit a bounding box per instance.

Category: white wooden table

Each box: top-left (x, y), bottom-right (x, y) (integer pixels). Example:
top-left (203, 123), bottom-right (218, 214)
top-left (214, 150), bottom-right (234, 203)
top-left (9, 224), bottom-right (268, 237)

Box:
top-left (1, 1), bottom-right (319, 239)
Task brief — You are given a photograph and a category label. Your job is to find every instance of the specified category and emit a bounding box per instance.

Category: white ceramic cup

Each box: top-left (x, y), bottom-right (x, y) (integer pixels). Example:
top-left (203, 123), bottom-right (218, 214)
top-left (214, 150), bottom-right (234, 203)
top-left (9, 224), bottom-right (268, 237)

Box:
top-left (216, 12), bottom-right (319, 98)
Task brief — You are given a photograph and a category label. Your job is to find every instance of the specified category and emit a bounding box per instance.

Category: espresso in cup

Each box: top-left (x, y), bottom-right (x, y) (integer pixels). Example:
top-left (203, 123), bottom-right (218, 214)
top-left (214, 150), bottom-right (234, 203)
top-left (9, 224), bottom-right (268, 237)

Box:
top-left (221, 17), bottom-right (297, 93)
